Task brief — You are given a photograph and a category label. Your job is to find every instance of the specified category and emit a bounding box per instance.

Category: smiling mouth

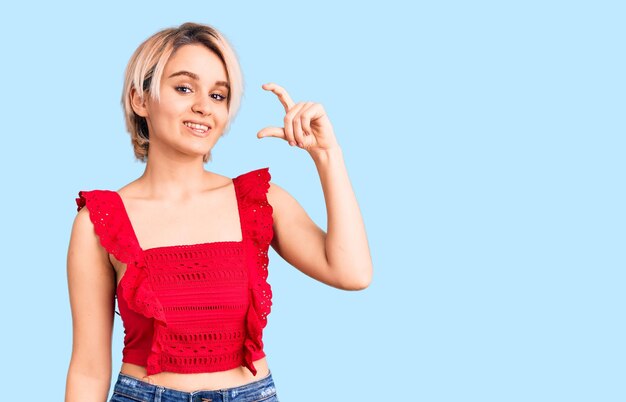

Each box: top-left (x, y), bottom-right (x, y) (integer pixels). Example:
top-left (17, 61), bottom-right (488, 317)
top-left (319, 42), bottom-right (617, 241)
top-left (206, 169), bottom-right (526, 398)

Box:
top-left (183, 121), bottom-right (211, 135)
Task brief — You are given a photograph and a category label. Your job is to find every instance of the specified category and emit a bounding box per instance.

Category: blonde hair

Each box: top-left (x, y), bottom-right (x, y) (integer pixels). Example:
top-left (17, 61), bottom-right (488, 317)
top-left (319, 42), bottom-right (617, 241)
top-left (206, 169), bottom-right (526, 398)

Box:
top-left (121, 22), bottom-right (243, 162)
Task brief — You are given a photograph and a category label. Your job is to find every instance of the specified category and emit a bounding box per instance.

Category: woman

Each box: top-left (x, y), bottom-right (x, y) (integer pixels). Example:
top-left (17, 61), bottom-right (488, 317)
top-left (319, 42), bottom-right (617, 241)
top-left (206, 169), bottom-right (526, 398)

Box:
top-left (65, 22), bottom-right (372, 402)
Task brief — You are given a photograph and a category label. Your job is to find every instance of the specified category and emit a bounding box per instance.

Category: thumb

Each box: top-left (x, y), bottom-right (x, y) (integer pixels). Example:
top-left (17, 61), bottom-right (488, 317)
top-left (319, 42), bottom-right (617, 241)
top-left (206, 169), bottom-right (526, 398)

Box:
top-left (257, 126), bottom-right (286, 139)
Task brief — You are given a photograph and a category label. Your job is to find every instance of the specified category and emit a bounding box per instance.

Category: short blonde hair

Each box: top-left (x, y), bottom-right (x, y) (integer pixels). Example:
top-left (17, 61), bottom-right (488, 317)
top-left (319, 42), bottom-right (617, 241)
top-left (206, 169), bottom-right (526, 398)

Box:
top-left (122, 22), bottom-right (244, 162)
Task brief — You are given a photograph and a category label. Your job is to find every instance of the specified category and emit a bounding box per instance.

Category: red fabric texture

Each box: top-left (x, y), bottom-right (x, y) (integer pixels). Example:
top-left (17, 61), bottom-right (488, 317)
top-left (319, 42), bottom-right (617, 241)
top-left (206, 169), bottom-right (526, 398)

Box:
top-left (75, 168), bottom-right (274, 376)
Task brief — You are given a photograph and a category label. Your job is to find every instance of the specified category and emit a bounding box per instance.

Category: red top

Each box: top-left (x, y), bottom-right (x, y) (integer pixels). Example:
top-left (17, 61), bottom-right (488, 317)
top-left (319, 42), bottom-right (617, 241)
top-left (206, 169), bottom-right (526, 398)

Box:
top-left (75, 168), bottom-right (274, 376)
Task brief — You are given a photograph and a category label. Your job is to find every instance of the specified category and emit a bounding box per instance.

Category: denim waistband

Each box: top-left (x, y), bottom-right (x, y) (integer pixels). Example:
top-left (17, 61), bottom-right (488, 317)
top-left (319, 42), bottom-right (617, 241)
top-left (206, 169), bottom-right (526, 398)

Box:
top-left (111, 371), bottom-right (277, 402)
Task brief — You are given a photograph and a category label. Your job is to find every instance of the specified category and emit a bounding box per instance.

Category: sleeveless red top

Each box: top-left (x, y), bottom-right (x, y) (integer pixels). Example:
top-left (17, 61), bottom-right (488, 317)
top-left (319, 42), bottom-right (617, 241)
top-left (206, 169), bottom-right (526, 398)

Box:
top-left (75, 168), bottom-right (273, 376)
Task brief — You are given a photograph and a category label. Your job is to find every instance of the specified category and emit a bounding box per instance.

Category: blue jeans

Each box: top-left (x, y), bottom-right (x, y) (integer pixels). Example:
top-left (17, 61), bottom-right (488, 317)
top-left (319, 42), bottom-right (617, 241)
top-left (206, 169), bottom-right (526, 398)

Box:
top-left (109, 372), bottom-right (279, 402)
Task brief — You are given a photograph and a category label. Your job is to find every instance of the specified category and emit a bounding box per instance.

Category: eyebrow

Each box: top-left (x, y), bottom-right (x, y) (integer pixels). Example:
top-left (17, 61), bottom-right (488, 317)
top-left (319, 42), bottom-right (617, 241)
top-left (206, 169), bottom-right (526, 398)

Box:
top-left (167, 70), bottom-right (230, 90)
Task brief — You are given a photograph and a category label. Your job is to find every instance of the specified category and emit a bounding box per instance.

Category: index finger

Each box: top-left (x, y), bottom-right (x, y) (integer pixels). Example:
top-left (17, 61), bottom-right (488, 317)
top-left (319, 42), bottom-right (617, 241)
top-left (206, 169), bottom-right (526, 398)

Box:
top-left (262, 82), bottom-right (296, 112)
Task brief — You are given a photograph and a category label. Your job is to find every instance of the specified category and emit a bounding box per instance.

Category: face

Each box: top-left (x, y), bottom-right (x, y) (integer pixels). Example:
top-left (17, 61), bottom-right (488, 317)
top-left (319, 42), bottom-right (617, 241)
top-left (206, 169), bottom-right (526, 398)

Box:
top-left (133, 43), bottom-right (230, 161)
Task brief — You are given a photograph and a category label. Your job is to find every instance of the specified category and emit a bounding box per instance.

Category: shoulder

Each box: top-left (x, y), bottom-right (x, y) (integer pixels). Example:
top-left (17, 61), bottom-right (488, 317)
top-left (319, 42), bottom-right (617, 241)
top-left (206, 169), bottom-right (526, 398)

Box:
top-left (73, 189), bottom-right (117, 234)
top-left (70, 191), bottom-right (111, 260)
top-left (231, 167), bottom-right (294, 205)
top-left (72, 204), bottom-right (93, 235)
top-left (264, 176), bottom-right (302, 222)
top-left (266, 181), bottom-right (289, 204)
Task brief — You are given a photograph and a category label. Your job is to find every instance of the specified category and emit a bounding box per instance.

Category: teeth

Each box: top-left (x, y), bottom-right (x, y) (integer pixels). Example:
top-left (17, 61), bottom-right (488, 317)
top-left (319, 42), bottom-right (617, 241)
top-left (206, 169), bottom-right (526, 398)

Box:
top-left (184, 121), bottom-right (209, 131)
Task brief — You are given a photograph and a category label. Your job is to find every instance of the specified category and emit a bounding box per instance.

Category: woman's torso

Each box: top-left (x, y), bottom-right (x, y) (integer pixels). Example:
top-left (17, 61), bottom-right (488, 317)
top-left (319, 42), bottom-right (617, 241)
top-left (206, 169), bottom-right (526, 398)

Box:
top-left (109, 171), bottom-right (272, 391)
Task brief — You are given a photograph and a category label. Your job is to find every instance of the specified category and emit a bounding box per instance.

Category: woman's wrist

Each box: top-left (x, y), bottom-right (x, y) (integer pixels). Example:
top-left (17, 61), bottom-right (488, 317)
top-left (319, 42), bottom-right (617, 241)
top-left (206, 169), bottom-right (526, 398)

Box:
top-left (309, 146), bottom-right (343, 166)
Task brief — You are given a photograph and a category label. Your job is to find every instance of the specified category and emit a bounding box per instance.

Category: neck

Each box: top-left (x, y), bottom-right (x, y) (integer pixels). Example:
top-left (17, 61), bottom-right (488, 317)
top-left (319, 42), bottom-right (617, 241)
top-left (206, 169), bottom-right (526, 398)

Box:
top-left (138, 149), bottom-right (211, 200)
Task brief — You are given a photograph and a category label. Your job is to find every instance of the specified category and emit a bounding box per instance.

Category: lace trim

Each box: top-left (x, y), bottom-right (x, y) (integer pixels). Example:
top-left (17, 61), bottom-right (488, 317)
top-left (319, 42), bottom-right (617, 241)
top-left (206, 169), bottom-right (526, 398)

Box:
top-left (233, 167), bottom-right (274, 375)
top-left (76, 190), bottom-right (141, 265)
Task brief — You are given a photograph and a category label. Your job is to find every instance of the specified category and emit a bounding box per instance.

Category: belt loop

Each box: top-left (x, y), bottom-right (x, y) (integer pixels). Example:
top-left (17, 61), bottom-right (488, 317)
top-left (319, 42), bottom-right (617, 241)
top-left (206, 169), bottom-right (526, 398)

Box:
top-left (154, 386), bottom-right (164, 402)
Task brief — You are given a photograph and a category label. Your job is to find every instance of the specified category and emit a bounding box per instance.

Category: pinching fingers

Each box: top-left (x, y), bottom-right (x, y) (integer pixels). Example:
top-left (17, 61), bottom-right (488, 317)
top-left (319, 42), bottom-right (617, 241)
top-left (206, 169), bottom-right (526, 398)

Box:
top-left (299, 102), bottom-right (319, 139)
top-left (284, 102), bottom-right (308, 146)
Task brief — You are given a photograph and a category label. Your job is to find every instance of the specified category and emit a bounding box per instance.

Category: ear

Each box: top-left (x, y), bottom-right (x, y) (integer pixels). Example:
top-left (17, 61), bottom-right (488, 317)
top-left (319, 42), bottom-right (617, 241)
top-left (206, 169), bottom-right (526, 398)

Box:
top-left (130, 87), bottom-right (149, 117)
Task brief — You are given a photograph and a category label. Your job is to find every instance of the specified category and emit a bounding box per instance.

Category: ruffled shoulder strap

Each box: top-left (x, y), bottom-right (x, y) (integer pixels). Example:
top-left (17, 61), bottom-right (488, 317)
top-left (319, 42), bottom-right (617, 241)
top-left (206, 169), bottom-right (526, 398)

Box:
top-left (232, 168), bottom-right (275, 375)
top-left (232, 168), bottom-right (271, 207)
top-left (76, 190), bottom-right (167, 326)
top-left (232, 167), bottom-right (273, 252)
top-left (76, 190), bottom-right (142, 264)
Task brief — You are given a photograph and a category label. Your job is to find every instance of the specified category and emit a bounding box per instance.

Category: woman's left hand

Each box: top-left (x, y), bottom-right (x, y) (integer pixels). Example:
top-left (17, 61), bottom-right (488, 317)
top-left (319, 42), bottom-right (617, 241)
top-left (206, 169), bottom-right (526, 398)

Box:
top-left (257, 83), bottom-right (340, 156)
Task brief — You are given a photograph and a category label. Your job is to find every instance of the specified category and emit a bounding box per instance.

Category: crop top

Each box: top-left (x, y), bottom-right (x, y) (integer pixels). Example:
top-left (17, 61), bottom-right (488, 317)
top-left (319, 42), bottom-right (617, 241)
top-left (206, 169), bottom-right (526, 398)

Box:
top-left (75, 168), bottom-right (274, 376)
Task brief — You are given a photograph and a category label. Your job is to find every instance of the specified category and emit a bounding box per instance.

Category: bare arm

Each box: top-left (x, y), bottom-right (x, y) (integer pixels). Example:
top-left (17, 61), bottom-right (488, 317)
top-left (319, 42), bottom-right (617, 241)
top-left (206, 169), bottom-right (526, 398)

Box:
top-left (259, 83), bottom-right (373, 290)
top-left (65, 207), bottom-right (116, 402)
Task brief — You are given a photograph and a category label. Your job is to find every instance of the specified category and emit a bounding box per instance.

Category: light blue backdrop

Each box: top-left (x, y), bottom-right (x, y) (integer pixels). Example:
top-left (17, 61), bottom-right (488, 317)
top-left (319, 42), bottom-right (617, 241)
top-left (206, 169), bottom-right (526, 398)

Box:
top-left (0, 1), bottom-right (624, 401)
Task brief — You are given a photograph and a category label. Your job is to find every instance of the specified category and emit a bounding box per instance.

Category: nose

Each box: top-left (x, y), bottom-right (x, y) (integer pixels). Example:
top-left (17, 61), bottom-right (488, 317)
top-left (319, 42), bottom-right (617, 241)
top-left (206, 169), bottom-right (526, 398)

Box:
top-left (191, 94), bottom-right (213, 116)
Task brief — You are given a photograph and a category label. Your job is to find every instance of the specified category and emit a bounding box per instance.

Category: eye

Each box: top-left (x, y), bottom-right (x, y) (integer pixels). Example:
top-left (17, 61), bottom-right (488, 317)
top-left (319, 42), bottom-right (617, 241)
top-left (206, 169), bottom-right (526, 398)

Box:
top-left (175, 85), bottom-right (192, 94)
top-left (211, 93), bottom-right (227, 102)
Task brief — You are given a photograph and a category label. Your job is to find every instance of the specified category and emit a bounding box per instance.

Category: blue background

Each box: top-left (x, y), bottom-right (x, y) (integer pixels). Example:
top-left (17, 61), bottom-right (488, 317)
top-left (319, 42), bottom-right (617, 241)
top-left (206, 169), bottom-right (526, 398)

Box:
top-left (0, 1), bottom-right (624, 400)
